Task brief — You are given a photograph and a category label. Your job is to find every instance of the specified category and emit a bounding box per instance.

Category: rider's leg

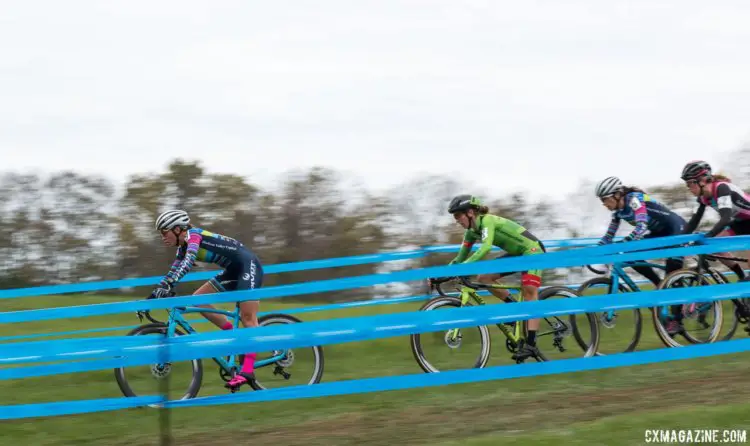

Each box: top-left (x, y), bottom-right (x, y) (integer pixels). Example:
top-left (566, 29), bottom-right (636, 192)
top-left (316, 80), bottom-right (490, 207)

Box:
top-left (193, 281), bottom-right (233, 329)
top-left (227, 257), bottom-right (263, 386)
top-left (630, 263), bottom-right (662, 287)
top-left (521, 272), bottom-right (541, 346)
top-left (238, 300), bottom-right (260, 375)
top-left (715, 228), bottom-right (747, 280)
top-left (476, 272), bottom-right (512, 302)
top-left (664, 257), bottom-right (687, 332)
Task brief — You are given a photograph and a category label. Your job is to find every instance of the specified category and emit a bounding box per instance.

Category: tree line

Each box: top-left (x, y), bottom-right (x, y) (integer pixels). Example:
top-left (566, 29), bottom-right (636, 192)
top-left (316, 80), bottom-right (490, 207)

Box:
top-left (2, 145), bottom-right (746, 301)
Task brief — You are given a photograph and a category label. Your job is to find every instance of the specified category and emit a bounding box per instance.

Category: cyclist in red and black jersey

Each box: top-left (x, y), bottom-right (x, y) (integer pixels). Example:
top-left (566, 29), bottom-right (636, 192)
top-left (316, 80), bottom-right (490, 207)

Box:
top-left (681, 160), bottom-right (750, 280)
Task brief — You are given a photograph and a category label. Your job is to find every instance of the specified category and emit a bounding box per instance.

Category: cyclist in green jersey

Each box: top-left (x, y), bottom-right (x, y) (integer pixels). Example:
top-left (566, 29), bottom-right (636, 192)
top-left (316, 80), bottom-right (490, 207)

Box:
top-left (429, 194), bottom-right (546, 361)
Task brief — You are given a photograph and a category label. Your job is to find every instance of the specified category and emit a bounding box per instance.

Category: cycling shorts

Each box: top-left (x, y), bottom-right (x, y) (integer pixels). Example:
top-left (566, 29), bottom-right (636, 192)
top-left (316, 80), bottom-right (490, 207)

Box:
top-left (725, 219), bottom-right (750, 236)
top-left (208, 250), bottom-right (264, 299)
top-left (492, 242), bottom-right (546, 288)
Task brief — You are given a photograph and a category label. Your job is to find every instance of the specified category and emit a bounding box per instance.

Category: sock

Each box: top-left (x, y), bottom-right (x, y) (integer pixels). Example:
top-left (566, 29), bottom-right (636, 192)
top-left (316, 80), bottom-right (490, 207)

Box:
top-left (526, 330), bottom-right (537, 347)
top-left (221, 321), bottom-right (233, 331)
top-left (241, 352), bottom-right (257, 374)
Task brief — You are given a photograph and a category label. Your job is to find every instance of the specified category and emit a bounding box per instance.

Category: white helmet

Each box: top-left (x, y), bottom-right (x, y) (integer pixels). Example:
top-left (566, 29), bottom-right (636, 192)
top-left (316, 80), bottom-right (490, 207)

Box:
top-left (155, 209), bottom-right (190, 231)
top-left (594, 176), bottom-right (623, 198)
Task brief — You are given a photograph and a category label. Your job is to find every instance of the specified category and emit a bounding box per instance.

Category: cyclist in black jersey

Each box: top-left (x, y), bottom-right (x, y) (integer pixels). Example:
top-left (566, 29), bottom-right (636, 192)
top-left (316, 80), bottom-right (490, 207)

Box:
top-left (151, 209), bottom-right (264, 391)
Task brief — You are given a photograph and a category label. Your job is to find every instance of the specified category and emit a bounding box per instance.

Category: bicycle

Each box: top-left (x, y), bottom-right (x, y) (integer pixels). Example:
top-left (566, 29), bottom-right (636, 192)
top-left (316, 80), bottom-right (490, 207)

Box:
top-left (656, 253), bottom-right (750, 346)
top-left (578, 260), bottom-right (673, 354)
top-left (114, 293), bottom-right (325, 400)
top-left (409, 276), bottom-right (600, 373)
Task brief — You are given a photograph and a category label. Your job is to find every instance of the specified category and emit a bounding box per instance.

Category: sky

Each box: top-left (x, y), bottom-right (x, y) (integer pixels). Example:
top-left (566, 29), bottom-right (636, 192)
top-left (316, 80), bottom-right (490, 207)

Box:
top-left (2, 1), bottom-right (750, 201)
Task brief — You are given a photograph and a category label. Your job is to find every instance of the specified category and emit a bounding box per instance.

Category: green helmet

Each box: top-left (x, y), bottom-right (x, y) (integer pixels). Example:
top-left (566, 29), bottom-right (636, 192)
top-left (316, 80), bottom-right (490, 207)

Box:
top-left (447, 194), bottom-right (482, 214)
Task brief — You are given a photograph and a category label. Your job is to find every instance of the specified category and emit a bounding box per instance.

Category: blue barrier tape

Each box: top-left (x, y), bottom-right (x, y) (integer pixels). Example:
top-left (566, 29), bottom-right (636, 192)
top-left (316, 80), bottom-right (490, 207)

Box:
top-left (6, 265), bottom-right (749, 345)
top-left (3, 336), bottom-right (749, 420)
top-left (3, 278), bottom-right (750, 373)
top-left (0, 237), bottom-right (615, 299)
top-left (165, 338), bottom-right (750, 409)
top-left (0, 293), bottom-right (440, 344)
top-left (0, 395), bottom-right (163, 420)
top-left (0, 234), bottom-right (732, 324)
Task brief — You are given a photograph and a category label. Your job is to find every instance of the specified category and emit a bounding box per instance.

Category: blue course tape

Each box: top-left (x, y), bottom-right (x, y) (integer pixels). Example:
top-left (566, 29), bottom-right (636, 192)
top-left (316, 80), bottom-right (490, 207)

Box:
top-left (165, 337), bottom-right (750, 408)
top-left (0, 395), bottom-right (163, 420)
top-left (0, 233), bottom-right (732, 324)
top-left (0, 237), bottom-right (613, 300)
top-left (3, 278), bottom-right (750, 375)
top-left (8, 265), bottom-right (750, 344)
top-left (2, 337), bottom-right (749, 420)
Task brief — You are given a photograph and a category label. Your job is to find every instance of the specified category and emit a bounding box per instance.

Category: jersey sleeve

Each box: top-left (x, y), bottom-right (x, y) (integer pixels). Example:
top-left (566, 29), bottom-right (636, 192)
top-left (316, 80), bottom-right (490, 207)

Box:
top-left (705, 183), bottom-right (734, 237)
top-left (599, 213), bottom-right (621, 245)
top-left (621, 193), bottom-right (649, 242)
top-left (683, 199), bottom-right (706, 234)
top-left (160, 230), bottom-right (203, 287)
top-left (463, 218), bottom-right (497, 263)
top-left (450, 230), bottom-right (475, 264)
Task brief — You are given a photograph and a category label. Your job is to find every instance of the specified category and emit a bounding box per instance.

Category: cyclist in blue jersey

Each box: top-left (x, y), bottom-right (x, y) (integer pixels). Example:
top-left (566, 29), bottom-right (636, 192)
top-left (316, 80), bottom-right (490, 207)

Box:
top-left (595, 176), bottom-right (686, 283)
top-left (151, 209), bottom-right (264, 391)
top-left (594, 177), bottom-right (688, 334)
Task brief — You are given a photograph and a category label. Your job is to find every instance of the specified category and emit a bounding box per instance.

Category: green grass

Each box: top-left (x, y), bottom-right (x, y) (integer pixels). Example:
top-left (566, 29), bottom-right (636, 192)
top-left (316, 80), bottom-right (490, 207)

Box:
top-left (1, 289), bottom-right (750, 446)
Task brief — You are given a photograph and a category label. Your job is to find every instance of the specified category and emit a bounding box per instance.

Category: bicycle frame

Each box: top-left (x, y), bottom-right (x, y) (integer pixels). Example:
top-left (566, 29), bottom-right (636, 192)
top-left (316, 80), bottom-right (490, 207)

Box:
top-left (594, 260), bottom-right (669, 322)
top-left (445, 280), bottom-right (526, 347)
top-left (147, 304), bottom-right (287, 373)
top-left (607, 260), bottom-right (666, 294)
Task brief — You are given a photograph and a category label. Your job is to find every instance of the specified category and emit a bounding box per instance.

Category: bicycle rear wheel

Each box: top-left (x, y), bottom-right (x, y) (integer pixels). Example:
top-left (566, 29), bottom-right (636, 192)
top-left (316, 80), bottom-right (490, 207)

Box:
top-left (114, 323), bottom-right (203, 401)
top-left (246, 313), bottom-right (325, 391)
top-left (719, 276), bottom-right (750, 341)
top-left (410, 296), bottom-right (491, 373)
top-left (534, 286), bottom-right (600, 361)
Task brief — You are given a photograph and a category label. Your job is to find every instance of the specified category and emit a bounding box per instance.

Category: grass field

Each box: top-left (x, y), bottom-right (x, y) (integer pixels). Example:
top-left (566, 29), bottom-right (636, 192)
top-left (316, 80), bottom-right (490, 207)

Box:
top-left (2, 288), bottom-right (750, 446)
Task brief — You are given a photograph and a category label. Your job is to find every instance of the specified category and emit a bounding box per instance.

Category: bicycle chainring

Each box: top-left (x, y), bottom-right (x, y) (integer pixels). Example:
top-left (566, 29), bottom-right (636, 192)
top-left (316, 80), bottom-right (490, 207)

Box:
top-left (505, 338), bottom-right (517, 353)
top-left (275, 349), bottom-right (295, 367)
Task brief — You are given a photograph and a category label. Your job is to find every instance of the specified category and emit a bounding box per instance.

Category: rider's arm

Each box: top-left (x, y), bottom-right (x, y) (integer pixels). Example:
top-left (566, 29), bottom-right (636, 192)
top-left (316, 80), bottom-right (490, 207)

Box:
top-left (682, 200), bottom-right (706, 234)
top-left (598, 214), bottom-right (621, 245)
top-left (704, 183), bottom-right (734, 237)
top-left (621, 194), bottom-right (649, 242)
top-left (463, 218), bottom-right (496, 263)
top-left (160, 230), bottom-right (203, 287)
top-left (450, 230), bottom-right (477, 264)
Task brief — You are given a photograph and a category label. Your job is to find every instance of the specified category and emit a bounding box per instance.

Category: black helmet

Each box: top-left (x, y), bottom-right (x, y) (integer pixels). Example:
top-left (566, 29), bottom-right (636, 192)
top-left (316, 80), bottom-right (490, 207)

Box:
top-left (448, 194), bottom-right (482, 214)
top-left (681, 160), bottom-right (712, 181)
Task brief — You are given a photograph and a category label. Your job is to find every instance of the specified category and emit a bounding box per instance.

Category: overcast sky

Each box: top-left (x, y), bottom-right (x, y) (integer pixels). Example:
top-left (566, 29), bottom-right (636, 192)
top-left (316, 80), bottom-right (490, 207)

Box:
top-left (2, 1), bottom-right (749, 201)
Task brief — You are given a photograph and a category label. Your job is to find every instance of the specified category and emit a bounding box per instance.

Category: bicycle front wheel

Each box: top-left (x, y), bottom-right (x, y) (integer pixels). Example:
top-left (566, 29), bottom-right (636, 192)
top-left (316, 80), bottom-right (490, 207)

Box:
top-left (410, 296), bottom-right (491, 373)
top-left (113, 323), bottom-right (203, 402)
top-left (652, 269), bottom-right (723, 347)
top-left (576, 277), bottom-right (642, 354)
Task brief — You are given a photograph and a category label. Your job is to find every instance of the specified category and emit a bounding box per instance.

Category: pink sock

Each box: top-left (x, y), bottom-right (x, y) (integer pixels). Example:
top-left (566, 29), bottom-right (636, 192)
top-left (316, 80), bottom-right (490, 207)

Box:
top-left (241, 352), bottom-right (257, 374)
top-left (221, 321), bottom-right (233, 330)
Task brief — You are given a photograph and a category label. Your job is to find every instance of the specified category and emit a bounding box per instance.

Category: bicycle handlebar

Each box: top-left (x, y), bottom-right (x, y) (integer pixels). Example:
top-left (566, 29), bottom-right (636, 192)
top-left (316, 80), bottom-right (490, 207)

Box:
top-left (429, 276), bottom-right (497, 297)
top-left (136, 290), bottom-right (178, 324)
top-left (586, 264), bottom-right (608, 275)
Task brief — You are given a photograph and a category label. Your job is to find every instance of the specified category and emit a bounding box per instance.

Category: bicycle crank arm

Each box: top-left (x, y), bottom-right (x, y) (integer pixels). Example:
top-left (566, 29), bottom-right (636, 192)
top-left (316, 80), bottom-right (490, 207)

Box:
top-left (273, 366), bottom-right (291, 380)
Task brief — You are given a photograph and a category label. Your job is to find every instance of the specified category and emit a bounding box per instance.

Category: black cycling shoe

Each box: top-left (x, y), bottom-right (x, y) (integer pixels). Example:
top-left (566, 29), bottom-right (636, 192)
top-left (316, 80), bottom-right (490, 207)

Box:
top-left (511, 340), bottom-right (540, 363)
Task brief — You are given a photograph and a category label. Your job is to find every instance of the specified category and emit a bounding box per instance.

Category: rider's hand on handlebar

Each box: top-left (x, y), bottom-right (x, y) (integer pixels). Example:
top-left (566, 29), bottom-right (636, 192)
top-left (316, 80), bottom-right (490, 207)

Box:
top-left (149, 283), bottom-right (173, 299)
